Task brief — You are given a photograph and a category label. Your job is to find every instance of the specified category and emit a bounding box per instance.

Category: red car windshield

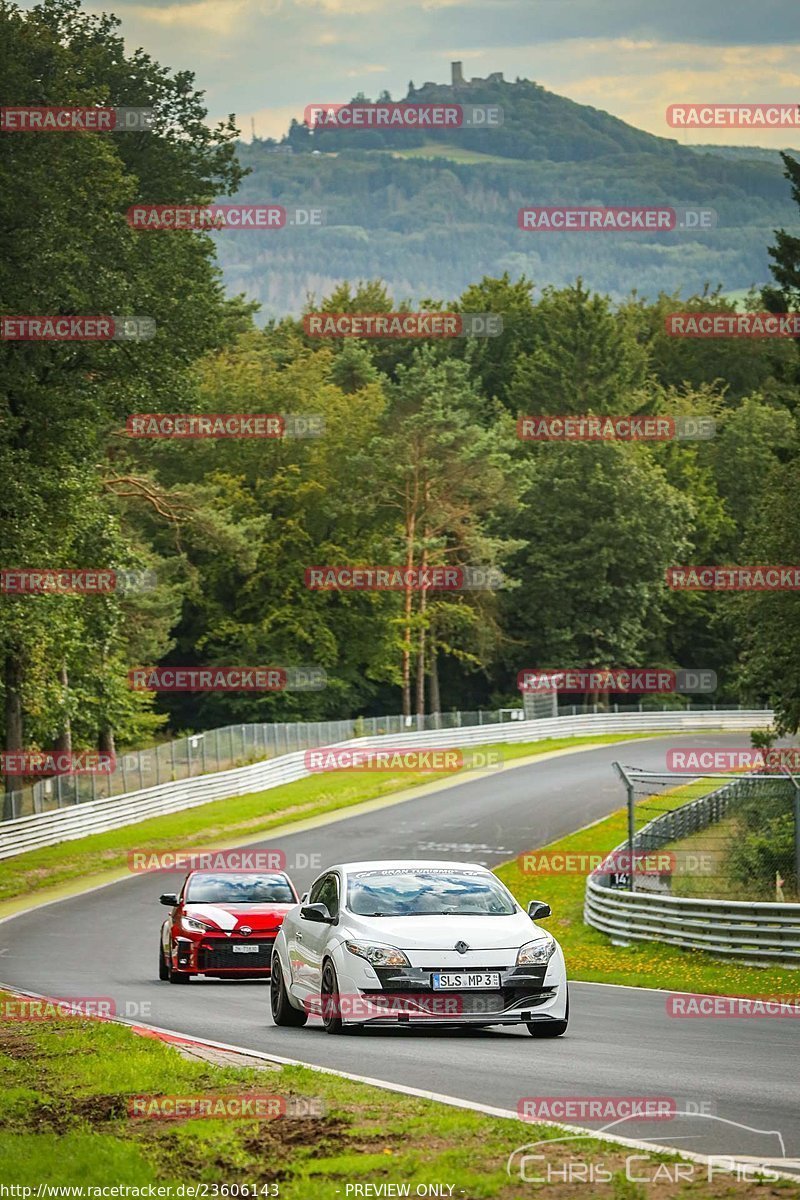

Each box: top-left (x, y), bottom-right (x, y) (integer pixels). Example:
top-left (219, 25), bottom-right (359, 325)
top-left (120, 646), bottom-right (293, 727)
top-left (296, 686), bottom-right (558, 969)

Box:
top-left (185, 874), bottom-right (295, 904)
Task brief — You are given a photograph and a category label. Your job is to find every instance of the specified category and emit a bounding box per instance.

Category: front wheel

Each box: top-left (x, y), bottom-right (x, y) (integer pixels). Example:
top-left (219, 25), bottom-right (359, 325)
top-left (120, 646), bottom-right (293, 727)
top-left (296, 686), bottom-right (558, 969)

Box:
top-left (320, 961), bottom-right (345, 1034)
top-left (270, 955), bottom-right (307, 1027)
top-left (527, 988), bottom-right (569, 1038)
top-left (168, 947), bottom-right (191, 985)
top-left (158, 942), bottom-right (169, 981)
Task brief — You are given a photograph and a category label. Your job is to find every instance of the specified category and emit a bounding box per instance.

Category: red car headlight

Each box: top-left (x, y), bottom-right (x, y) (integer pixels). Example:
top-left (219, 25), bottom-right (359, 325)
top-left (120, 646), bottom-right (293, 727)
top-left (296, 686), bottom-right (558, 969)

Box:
top-left (181, 915), bottom-right (213, 934)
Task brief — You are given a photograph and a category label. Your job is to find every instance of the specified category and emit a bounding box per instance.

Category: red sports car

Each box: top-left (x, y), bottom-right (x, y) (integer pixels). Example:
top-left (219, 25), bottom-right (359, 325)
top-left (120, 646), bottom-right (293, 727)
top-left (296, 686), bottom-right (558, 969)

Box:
top-left (159, 870), bottom-right (299, 983)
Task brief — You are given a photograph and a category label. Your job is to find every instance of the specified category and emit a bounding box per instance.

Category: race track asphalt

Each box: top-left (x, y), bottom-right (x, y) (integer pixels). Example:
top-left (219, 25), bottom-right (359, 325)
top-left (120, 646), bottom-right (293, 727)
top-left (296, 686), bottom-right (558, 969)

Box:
top-left (2, 732), bottom-right (798, 1168)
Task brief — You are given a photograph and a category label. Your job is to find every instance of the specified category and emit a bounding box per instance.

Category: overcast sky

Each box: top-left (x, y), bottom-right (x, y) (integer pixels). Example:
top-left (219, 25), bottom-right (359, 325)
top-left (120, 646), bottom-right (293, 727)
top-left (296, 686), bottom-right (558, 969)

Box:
top-left (76, 0), bottom-right (799, 145)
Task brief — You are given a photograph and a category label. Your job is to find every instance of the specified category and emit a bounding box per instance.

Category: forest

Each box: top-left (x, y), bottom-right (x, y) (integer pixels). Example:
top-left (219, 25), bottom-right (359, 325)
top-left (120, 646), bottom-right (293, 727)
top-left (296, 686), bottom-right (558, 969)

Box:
top-left (3, 0), bottom-right (800, 775)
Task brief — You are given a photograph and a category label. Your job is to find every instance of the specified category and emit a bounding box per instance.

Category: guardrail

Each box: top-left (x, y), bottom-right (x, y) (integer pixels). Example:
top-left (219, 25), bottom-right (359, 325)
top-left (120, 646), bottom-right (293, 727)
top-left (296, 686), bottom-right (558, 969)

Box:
top-left (584, 884), bottom-right (800, 965)
top-left (0, 708), bottom-right (771, 861)
top-left (2, 699), bottom-right (752, 822)
top-left (2, 706), bottom-right (540, 821)
top-left (584, 764), bottom-right (800, 966)
top-left (634, 774), bottom-right (751, 849)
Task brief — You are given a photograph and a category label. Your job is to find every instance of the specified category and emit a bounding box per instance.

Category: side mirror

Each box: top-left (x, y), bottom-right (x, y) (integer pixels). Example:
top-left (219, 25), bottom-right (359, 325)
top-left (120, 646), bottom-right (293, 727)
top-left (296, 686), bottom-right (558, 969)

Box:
top-left (300, 903), bottom-right (334, 924)
top-left (160, 893), bottom-right (180, 907)
top-left (527, 900), bottom-right (551, 921)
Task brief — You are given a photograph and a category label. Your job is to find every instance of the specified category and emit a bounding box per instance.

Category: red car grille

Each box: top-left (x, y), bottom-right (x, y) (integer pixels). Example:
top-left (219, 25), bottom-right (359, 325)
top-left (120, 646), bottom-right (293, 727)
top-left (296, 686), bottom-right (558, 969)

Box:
top-left (198, 937), bottom-right (275, 970)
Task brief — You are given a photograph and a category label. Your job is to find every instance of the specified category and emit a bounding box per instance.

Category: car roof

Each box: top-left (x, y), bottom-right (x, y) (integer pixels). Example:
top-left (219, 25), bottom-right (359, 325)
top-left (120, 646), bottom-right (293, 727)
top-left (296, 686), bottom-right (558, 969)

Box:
top-left (184, 869), bottom-right (291, 879)
top-left (332, 860), bottom-right (494, 875)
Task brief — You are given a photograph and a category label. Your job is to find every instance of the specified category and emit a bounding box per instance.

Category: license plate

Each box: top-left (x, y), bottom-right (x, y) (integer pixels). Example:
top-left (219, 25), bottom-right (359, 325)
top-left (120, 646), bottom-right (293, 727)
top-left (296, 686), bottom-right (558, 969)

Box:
top-left (432, 972), bottom-right (500, 990)
top-left (232, 944), bottom-right (260, 954)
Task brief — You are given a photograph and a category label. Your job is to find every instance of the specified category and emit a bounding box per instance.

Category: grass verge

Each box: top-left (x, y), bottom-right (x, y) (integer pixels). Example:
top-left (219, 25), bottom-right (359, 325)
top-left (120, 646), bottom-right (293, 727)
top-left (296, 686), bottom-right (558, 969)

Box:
top-left (0, 992), bottom-right (795, 1197)
top-left (0, 734), bottom-right (658, 907)
top-left (494, 783), bottom-right (800, 997)
top-left (665, 814), bottom-right (798, 904)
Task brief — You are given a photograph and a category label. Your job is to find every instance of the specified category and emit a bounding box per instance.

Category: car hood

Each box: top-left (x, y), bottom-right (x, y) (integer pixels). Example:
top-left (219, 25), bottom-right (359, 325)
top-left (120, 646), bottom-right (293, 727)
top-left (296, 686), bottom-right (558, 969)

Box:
top-left (184, 903), bottom-right (294, 933)
top-left (341, 910), bottom-right (545, 950)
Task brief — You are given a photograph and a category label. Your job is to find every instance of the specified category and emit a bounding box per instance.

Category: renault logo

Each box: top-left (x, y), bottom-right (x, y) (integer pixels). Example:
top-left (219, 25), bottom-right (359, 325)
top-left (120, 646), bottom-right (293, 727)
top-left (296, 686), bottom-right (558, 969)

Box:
top-left (454, 940), bottom-right (469, 954)
top-left (240, 926), bottom-right (252, 937)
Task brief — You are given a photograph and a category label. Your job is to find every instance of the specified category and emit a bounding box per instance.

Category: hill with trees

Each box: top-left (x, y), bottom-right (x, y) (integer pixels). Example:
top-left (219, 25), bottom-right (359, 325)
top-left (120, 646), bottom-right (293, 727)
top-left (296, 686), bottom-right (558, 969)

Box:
top-left (213, 74), bottom-right (797, 315)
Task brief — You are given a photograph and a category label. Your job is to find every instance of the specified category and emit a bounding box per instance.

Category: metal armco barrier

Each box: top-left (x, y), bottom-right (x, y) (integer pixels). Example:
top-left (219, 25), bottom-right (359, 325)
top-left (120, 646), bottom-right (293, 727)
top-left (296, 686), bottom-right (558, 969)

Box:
top-left (0, 709), bottom-right (771, 861)
top-left (585, 759), bottom-right (800, 966)
top-left (584, 883), bottom-right (800, 965)
top-left (4, 711), bottom-right (515, 820)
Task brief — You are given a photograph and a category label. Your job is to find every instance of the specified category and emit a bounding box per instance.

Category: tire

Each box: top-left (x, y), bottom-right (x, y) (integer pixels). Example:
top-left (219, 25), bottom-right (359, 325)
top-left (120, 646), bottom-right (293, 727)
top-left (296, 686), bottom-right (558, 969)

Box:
top-left (320, 960), bottom-right (345, 1034)
top-left (168, 957), bottom-right (191, 985)
top-left (270, 955), bottom-right (307, 1027)
top-left (158, 942), bottom-right (170, 981)
top-left (527, 988), bottom-right (569, 1038)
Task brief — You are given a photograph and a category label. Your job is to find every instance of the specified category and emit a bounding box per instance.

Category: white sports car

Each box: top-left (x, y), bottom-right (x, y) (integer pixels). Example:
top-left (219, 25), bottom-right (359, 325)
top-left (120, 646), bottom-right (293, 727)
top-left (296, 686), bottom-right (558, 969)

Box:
top-left (270, 859), bottom-right (568, 1036)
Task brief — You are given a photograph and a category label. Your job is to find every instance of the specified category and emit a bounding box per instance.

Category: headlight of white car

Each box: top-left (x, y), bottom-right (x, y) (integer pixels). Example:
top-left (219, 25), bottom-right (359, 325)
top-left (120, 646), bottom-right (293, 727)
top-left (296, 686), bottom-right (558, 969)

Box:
top-left (345, 941), bottom-right (411, 967)
top-left (517, 938), bottom-right (556, 966)
top-left (181, 916), bottom-right (212, 934)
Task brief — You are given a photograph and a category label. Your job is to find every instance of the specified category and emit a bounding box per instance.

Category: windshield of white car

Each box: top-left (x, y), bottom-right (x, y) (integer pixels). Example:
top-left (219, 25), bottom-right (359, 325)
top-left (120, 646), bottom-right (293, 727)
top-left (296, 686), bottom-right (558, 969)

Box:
top-left (185, 874), bottom-right (295, 904)
top-left (346, 870), bottom-right (516, 916)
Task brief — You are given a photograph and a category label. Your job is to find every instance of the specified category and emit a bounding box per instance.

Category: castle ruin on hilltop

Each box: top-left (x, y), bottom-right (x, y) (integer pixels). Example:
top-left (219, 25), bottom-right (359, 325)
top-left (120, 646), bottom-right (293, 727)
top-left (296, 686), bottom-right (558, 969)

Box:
top-left (413, 62), bottom-right (505, 92)
top-left (451, 62), bottom-right (504, 86)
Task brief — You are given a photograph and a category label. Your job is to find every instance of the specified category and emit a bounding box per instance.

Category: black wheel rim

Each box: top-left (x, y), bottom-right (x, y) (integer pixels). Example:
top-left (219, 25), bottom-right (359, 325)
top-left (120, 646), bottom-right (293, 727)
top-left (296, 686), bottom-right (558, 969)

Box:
top-left (321, 965), bottom-right (337, 1026)
top-left (270, 959), bottom-right (282, 1017)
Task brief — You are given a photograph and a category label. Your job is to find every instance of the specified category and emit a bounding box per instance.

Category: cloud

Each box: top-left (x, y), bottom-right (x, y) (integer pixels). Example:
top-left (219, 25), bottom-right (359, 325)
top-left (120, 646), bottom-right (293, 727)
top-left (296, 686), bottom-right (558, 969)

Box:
top-left (126, 0), bottom-right (252, 35)
top-left (344, 64), bottom-right (388, 76)
top-left (546, 40), bottom-right (800, 146)
top-left (292, 0), bottom-right (392, 12)
top-left (71, 0), bottom-right (797, 150)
